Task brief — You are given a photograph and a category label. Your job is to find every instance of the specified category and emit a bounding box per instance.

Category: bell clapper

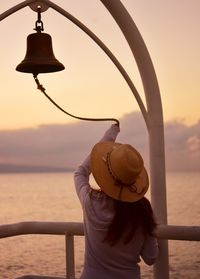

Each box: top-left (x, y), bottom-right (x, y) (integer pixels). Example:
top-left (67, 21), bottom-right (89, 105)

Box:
top-left (33, 74), bottom-right (45, 93)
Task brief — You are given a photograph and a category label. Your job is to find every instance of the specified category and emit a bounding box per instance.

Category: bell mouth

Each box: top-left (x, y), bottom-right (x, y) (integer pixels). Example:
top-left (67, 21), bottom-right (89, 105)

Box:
top-left (16, 59), bottom-right (65, 74)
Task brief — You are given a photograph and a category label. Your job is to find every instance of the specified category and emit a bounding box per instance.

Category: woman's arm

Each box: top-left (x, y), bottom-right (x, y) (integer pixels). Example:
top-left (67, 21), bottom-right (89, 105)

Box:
top-left (141, 235), bottom-right (159, 265)
top-left (74, 124), bottom-right (120, 204)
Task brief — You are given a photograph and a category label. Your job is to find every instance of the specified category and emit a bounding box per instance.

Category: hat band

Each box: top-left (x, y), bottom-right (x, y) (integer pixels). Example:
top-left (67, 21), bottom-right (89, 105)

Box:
top-left (105, 152), bottom-right (145, 197)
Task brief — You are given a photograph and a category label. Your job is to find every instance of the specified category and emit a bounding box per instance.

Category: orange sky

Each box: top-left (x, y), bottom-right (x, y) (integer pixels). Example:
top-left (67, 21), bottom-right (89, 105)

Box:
top-left (0, 0), bottom-right (199, 130)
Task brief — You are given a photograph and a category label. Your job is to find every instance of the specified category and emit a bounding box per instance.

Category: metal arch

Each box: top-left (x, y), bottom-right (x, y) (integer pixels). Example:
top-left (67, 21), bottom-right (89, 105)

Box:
top-left (0, 0), bottom-right (33, 19)
top-left (0, 0), bottom-right (149, 130)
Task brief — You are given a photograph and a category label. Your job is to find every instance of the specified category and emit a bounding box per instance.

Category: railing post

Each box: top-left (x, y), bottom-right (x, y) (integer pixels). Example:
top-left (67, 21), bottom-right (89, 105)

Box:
top-left (65, 233), bottom-right (75, 279)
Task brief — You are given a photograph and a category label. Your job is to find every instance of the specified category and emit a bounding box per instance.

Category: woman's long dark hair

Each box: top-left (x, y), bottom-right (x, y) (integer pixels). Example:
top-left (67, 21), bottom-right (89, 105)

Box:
top-left (104, 197), bottom-right (157, 246)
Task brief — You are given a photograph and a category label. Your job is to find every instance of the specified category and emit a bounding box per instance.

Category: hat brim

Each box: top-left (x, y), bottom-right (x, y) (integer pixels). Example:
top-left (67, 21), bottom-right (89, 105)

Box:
top-left (90, 141), bottom-right (149, 202)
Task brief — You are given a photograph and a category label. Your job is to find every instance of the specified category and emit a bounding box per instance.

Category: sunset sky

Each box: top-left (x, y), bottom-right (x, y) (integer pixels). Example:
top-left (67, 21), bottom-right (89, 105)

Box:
top-left (0, 0), bottom-right (199, 130)
top-left (0, 1), bottom-right (199, 171)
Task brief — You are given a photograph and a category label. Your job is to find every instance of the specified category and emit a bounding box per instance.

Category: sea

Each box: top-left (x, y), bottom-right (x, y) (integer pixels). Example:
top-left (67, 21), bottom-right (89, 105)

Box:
top-left (0, 172), bottom-right (199, 279)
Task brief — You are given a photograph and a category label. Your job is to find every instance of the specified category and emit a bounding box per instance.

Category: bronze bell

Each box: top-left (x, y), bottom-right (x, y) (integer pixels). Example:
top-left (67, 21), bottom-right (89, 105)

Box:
top-left (16, 32), bottom-right (65, 75)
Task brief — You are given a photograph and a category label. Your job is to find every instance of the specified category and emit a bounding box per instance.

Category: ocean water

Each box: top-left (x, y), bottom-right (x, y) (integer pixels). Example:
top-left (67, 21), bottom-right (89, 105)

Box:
top-left (0, 172), bottom-right (199, 279)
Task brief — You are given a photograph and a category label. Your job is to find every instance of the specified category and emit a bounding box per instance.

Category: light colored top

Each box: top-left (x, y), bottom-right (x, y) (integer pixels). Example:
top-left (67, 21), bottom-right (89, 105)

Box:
top-left (74, 124), bottom-right (159, 279)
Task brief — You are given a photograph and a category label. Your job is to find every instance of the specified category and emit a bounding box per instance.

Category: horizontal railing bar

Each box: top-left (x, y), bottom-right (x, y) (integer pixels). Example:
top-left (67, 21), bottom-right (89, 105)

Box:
top-left (0, 221), bottom-right (84, 238)
top-left (155, 224), bottom-right (200, 241)
top-left (0, 221), bottom-right (200, 241)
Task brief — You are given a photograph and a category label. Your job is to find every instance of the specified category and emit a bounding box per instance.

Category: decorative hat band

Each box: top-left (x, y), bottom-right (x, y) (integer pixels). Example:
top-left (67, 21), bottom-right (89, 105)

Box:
top-left (105, 152), bottom-right (146, 196)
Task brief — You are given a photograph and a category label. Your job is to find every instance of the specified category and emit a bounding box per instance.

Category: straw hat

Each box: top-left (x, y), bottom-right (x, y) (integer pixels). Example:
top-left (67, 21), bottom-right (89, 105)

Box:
top-left (90, 142), bottom-right (149, 202)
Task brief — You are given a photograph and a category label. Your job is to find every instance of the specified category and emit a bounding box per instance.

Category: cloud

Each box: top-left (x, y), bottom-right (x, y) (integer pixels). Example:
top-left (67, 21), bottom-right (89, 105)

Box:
top-left (187, 136), bottom-right (200, 153)
top-left (0, 112), bottom-right (199, 171)
top-left (164, 120), bottom-right (200, 171)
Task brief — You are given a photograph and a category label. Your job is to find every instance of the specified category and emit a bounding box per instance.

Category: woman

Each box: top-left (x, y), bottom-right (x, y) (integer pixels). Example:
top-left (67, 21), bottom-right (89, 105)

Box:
top-left (74, 124), bottom-right (158, 279)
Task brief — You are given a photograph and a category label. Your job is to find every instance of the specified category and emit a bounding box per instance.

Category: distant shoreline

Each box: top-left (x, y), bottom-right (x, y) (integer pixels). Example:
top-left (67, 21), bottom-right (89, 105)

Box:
top-left (0, 163), bottom-right (74, 174)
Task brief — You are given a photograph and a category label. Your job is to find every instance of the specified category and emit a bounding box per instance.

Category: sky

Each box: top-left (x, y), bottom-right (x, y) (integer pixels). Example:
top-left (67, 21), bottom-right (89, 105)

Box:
top-left (0, 1), bottom-right (200, 171)
top-left (0, 0), bottom-right (199, 130)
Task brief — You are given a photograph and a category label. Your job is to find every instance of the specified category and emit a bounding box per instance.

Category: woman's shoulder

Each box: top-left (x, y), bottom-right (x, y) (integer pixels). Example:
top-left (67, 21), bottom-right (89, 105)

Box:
top-left (84, 189), bottom-right (115, 224)
top-left (89, 188), bottom-right (107, 200)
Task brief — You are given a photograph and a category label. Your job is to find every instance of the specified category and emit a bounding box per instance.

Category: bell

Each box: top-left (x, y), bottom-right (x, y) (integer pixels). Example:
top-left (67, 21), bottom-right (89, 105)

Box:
top-left (16, 32), bottom-right (65, 74)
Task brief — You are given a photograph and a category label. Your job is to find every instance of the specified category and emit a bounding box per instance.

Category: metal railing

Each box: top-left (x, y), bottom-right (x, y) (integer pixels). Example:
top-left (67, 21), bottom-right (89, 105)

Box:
top-left (0, 221), bottom-right (200, 279)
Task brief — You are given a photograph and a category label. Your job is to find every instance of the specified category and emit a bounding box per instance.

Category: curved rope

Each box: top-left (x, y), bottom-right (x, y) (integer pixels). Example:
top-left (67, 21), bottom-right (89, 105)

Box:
top-left (33, 75), bottom-right (119, 126)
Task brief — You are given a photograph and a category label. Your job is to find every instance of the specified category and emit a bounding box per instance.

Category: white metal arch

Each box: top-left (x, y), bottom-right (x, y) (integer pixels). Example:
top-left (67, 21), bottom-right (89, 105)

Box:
top-left (0, 1), bottom-right (169, 278)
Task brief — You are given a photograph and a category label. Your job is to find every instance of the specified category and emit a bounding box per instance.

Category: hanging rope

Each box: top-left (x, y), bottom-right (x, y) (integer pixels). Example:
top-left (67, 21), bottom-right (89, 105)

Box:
top-left (33, 74), bottom-right (119, 126)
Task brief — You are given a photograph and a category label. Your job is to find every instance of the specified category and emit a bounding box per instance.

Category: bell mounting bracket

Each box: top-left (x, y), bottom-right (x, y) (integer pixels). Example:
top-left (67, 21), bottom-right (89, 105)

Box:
top-left (29, 1), bottom-right (49, 13)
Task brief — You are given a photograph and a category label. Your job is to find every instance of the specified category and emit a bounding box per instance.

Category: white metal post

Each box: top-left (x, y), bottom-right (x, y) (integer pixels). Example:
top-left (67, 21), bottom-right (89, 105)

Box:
top-left (65, 233), bottom-right (75, 279)
top-left (99, 1), bottom-right (169, 278)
